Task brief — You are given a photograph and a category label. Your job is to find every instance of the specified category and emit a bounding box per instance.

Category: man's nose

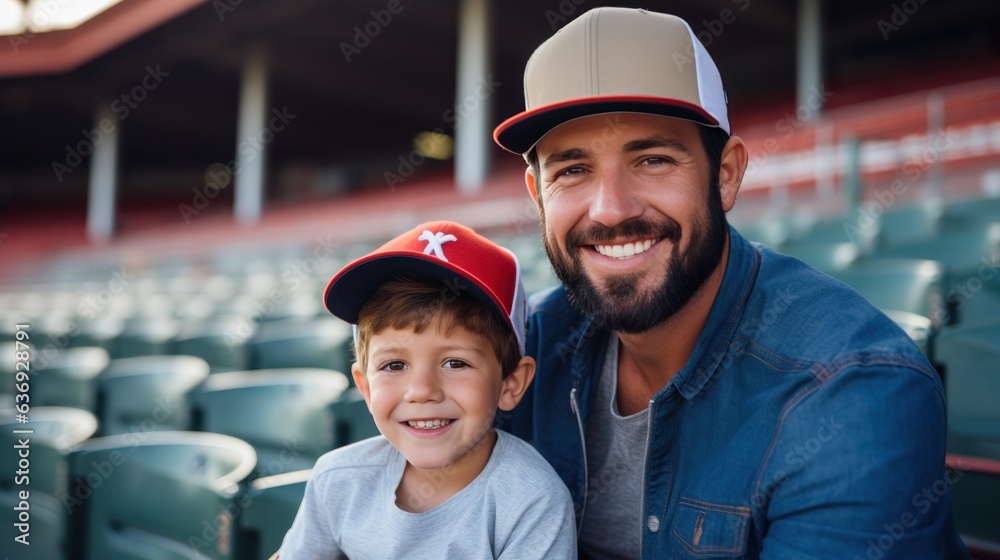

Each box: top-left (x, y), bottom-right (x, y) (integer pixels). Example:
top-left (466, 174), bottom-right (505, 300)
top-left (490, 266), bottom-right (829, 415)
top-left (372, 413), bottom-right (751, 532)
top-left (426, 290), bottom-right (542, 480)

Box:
top-left (588, 170), bottom-right (644, 228)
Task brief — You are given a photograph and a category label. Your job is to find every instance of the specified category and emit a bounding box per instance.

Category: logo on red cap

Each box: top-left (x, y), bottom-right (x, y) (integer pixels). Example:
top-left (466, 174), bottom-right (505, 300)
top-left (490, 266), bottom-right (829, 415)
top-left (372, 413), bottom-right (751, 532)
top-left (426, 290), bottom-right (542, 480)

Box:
top-left (418, 230), bottom-right (458, 261)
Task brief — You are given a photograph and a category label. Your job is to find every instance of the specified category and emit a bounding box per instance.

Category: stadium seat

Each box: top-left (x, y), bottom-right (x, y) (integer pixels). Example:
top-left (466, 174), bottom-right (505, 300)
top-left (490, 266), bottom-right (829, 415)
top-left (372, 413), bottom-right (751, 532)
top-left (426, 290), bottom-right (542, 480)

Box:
top-left (943, 196), bottom-right (1000, 233)
top-left (830, 258), bottom-right (950, 328)
top-left (64, 431), bottom-right (256, 560)
top-left (882, 309), bottom-right (934, 360)
top-left (0, 407), bottom-right (99, 560)
top-left (175, 316), bottom-right (256, 373)
top-left (31, 347), bottom-right (110, 410)
top-left (69, 316), bottom-right (125, 354)
top-left (236, 469), bottom-right (310, 560)
top-left (0, 341), bottom-right (15, 397)
top-left (779, 241), bottom-right (860, 272)
top-left (116, 317), bottom-right (181, 358)
top-left (330, 387), bottom-right (380, 447)
top-left (946, 451), bottom-right (1000, 553)
top-left (190, 369), bottom-right (350, 477)
top-left (937, 322), bottom-right (1000, 441)
top-left (249, 318), bottom-right (352, 371)
top-left (875, 200), bottom-right (944, 247)
top-left (96, 355), bottom-right (210, 436)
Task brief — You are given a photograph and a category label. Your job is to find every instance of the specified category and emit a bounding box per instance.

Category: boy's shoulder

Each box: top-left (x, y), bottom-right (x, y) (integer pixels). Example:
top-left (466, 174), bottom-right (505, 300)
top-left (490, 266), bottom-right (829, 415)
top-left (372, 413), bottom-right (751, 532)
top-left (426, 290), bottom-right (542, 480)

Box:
top-left (310, 435), bottom-right (397, 482)
top-left (488, 431), bottom-right (571, 497)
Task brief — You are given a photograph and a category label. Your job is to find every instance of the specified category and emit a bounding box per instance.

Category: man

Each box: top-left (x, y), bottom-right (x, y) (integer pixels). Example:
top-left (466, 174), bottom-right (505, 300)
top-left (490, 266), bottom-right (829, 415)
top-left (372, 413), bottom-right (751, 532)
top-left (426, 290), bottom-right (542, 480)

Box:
top-left (493, 7), bottom-right (968, 559)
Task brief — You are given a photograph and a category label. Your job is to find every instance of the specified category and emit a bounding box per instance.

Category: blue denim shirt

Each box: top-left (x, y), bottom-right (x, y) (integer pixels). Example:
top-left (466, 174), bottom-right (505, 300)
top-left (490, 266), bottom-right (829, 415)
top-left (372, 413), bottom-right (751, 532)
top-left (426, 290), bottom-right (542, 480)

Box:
top-left (504, 226), bottom-right (968, 559)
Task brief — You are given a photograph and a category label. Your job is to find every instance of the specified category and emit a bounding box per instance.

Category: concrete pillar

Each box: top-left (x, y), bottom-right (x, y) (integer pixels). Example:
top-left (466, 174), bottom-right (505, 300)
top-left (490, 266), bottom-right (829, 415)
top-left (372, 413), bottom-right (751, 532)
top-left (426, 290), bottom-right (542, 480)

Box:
top-left (234, 47), bottom-right (268, 225)
top-left (454, 0), bottom-right (491, 194)
top-left (796, 0), bottom-right (823, 119)
top-left (87, 104), bottom-right (119, 243)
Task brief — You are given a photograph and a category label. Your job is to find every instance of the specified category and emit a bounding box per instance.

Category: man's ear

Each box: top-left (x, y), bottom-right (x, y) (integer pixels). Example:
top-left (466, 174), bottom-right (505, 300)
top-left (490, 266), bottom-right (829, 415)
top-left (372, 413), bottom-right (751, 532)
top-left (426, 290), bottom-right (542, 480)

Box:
top-left (524, 167), bottom-right (539, 202)
top-left (718, 135), bottom-right (748, 212)
top-left (498, 356), bottom-right (536, 411)
top-left (351, 363), bottom-right (373, 410)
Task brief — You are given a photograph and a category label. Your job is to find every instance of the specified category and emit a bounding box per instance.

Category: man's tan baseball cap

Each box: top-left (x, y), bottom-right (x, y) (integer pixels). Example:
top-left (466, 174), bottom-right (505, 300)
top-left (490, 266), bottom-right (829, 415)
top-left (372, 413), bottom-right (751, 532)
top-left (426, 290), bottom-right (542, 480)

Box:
top-left (493, 7), bottom-right (729, 155)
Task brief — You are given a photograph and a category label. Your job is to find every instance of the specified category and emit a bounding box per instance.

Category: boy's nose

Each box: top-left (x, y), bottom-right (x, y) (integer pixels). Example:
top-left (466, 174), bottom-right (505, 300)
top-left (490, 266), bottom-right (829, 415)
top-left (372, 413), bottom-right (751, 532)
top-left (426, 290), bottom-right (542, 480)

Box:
top-left (404, 367), bottom-right (443, 403)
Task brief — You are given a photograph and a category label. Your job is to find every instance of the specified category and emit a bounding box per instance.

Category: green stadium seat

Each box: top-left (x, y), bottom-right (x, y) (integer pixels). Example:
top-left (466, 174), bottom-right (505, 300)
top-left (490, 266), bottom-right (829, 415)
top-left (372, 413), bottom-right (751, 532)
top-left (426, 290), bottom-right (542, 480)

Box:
top-left (32, 347), bottom-right (109, 410)
top-left (882, 309), bottom-right (934, 359)
top-left (780, 241), bottom-right (860, 272)
top-left (0, 341), bottom-right (15, 397)
top-left (65, 431), bottom-right (256, 560)
top-left (937, 322), bottom-right (1000, 441)
top-left (830, 258), bottom-right (950, 328)
top-left (876, 201), bottom-right (944, 247)
top-left (236, 469), bottom-right (310, 560)
top-left (330, 387), bottom-right (380, 447)
top-left (0, 407), bottom-right (98, 560)
top-left (175, 316), bottom-right (256, 373)
top-left (943, 196), bottom-right (1000, 233)
top-left (96, 355), bottom-right (210, 436)
top-left (69, 317), bottom-right (125, 354)
top-left (249, 318), bottom-right (352, 371)
top-left (190, 369), bottom-right (350, 477)
top-left (116, 317), bottom-right (181, 358)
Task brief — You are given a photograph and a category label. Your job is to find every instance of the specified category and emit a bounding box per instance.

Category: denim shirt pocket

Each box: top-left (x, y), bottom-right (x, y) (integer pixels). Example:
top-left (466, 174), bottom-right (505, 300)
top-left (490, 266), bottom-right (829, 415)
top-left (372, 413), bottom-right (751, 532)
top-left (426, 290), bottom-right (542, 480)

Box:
top-left (670, 498), bottom-right (750, 559)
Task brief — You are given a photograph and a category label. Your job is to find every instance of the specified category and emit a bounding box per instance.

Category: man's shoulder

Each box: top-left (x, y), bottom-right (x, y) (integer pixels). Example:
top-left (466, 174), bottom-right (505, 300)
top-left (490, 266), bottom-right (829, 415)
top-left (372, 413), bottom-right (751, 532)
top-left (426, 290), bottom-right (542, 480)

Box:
top-left (744, 244), bottom-right (930, 370)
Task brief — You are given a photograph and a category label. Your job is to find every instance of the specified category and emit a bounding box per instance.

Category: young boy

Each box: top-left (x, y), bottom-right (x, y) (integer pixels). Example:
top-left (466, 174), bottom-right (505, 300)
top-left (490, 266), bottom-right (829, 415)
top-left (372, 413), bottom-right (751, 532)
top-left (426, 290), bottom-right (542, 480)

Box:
top-left (278, 220), bottom-right (577, 559)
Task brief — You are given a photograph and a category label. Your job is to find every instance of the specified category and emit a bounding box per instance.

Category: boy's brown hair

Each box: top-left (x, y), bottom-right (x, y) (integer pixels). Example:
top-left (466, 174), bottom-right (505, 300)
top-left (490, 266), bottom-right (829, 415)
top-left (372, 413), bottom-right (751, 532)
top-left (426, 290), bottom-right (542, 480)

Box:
top-left (354, 277), bottom-right (521, 379)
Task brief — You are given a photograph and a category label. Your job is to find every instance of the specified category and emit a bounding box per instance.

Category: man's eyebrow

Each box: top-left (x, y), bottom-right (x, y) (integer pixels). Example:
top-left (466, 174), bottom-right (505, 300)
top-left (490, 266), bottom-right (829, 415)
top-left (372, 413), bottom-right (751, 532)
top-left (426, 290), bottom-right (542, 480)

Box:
top-left (542, 148), bottom-right (590, 169)
top-left (623, 136), bottom-right (691, 155)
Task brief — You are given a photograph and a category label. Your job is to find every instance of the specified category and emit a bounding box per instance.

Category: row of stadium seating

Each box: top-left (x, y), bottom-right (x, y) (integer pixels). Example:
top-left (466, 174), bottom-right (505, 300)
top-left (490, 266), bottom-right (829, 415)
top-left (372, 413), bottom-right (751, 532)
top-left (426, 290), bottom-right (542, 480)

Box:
top-left (0, 195), bottom-right (998, 557)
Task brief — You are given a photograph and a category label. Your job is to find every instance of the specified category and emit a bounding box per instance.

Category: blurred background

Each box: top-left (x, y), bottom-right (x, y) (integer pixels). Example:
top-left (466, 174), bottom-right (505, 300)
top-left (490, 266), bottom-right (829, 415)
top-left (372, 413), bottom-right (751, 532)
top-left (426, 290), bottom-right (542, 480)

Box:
top-left (1, 0), bottom-right (999, 558)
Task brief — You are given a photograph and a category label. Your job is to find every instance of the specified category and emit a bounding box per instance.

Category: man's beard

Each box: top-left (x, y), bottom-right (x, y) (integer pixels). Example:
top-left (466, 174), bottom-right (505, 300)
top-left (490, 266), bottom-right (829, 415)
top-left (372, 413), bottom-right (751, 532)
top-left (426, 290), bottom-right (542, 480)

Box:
top-left (540, 189), bottom-right (729, 334)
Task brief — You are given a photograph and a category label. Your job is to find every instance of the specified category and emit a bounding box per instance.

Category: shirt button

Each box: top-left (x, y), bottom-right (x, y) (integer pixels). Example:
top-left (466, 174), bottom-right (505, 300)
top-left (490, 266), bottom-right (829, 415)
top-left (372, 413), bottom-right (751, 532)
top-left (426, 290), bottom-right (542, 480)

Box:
top-left (647, 515), bottom-right (660, 533)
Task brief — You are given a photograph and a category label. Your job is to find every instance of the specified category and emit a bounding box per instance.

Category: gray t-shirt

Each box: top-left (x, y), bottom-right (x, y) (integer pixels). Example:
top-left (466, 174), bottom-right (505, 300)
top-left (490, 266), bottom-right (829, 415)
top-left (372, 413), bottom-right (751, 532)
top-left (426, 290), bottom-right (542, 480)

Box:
top-left (279, 430), bottom-right (577, 559)
top-left (579, 334), bottom-right (650, 559)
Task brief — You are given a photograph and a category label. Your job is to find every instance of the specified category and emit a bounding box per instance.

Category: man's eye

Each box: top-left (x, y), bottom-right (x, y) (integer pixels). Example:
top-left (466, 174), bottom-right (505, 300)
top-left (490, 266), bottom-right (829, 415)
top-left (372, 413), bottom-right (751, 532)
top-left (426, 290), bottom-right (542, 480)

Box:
top-left (444, 359), bottom-right (470, 369)
top-left (554, 165), bottom-right (585, 179)
top-left (640, 156), bottom-right (672, 166)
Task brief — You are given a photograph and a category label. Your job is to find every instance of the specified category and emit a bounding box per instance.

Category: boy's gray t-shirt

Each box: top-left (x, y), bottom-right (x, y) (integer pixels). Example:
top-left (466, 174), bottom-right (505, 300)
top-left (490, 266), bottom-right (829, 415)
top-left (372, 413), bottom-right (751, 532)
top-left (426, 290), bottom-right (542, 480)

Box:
top-left (279, 430), bottom-right (577, 559)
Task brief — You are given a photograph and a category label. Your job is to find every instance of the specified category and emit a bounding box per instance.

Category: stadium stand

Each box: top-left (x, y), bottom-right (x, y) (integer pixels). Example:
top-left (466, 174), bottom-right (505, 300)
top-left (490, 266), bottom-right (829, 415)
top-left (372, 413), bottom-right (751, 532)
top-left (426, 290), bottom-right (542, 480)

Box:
top-left (95, 354), bottom-right (210, 436)
top-left (189, 369), bottom-right (350, 477)
top-left (64, 431), bottom-right (257, 560)
top-left (0, 407), bottom-right (99, 560)
top-left (1, 0), bottom-right (998, 556)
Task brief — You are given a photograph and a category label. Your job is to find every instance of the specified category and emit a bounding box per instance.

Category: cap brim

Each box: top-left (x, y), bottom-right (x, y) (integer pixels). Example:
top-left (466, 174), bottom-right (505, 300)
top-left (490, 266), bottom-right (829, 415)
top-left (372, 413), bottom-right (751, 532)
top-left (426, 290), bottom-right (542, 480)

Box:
top-left (324, 253), bottom-right (508, 328)
top-left (493, 95), bottom-right (721, 155)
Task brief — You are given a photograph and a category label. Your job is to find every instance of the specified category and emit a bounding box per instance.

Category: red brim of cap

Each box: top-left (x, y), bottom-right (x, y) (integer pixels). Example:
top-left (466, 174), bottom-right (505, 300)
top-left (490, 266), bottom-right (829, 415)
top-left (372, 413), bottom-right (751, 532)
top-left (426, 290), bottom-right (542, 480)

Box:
top-left (493, 95), bottom-right (720, 155)
top-left (324, 252), bottom-right (511, 330)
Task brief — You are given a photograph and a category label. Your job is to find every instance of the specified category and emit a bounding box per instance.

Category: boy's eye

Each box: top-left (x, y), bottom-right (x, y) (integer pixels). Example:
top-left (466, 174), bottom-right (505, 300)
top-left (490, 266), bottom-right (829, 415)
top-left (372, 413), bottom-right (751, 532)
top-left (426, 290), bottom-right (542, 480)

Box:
top-left (443, 359), bottom-right (470, 369)
top-left (379, 360), bottom-right (407, 372)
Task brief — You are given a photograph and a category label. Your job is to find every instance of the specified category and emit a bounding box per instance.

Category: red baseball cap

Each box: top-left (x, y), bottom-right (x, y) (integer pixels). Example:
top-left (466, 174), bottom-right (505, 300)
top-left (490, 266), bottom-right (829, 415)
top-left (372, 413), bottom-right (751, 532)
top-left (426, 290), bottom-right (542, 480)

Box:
top-left (323, 221), bottom-right (527, 356)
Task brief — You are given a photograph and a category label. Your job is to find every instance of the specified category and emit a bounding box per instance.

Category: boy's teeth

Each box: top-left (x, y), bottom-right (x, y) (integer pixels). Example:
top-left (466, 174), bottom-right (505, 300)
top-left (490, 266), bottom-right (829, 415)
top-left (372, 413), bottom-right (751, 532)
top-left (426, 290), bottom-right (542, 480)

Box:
top-left (595, 239), bottom-right (655, 259)
top-left (407, 419), bottom-right (452, 429)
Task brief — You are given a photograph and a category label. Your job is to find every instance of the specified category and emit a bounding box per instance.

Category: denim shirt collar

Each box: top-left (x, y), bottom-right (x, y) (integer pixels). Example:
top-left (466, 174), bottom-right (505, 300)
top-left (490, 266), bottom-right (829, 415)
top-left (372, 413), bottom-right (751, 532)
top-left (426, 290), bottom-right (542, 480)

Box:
top-left (668, 225), bottom-right (760, 400)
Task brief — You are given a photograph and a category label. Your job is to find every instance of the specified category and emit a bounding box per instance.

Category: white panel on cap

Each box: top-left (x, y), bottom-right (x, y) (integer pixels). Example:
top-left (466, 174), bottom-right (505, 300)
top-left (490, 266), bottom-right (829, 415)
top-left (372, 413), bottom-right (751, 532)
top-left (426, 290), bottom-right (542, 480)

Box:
top-left (680, 20), bottom-right (730, 134)
top-left (501, 247), bottom-right (528, 357)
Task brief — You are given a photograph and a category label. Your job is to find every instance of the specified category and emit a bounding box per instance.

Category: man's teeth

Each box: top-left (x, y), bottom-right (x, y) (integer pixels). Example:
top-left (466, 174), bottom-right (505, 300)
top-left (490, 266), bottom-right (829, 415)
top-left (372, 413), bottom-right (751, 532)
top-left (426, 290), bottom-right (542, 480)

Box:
top-left (595, 239), bottom-right (655, 259)
top-left (407, 419), bottom-right (452, 429)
